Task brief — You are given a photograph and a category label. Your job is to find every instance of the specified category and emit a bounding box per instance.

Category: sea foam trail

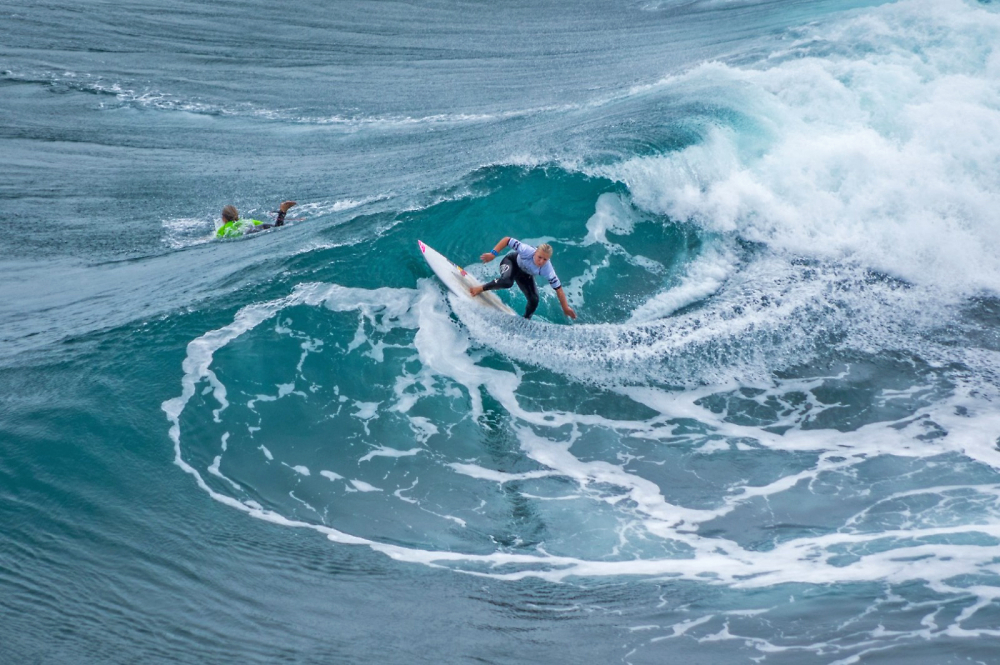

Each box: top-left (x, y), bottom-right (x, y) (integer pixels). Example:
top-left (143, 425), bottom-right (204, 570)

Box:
top-left (583, 0), bottom-right (1000, 297)
top-left (163, 279), bottom-right (1000, 616)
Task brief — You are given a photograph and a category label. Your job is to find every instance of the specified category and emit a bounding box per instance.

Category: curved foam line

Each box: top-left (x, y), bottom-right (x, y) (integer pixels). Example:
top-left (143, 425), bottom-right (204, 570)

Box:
top-left (161, 279), bottom-right (1000, 589)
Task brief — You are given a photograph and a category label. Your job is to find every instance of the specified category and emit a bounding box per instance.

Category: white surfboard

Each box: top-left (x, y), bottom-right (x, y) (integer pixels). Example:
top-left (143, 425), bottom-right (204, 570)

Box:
top-left (418, 240), bottom-right (517, 315)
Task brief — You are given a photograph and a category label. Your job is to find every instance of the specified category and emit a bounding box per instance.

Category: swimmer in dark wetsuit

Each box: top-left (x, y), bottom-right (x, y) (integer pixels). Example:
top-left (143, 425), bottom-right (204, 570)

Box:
top-left (216, 200), bottom-right (297, 238)
top-left (470, 237), bottom-right (577, 320)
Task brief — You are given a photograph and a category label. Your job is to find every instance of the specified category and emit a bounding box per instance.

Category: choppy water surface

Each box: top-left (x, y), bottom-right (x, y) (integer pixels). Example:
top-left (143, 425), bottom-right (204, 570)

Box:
top-left (3, 0), bottom-right (1000, 662)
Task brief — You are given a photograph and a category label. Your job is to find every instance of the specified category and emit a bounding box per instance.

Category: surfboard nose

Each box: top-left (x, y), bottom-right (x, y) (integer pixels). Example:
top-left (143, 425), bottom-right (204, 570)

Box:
top-left (417, 240), bottom-right (427, 253)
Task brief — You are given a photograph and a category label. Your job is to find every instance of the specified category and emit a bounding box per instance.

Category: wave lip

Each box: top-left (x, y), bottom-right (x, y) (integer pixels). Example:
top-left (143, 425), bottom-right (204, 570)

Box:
top-left (572, 0), bottom-right (1000, 299)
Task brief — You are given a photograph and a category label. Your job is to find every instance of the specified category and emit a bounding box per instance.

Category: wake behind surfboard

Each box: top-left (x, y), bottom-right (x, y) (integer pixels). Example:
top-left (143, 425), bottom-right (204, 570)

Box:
top-left (418, 240), bottom-right (517, 315)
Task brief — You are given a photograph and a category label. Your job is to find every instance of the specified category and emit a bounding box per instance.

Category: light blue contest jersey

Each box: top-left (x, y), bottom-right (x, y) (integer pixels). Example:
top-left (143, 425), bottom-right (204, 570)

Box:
top-left (508, 238), bottom-right (561, 290)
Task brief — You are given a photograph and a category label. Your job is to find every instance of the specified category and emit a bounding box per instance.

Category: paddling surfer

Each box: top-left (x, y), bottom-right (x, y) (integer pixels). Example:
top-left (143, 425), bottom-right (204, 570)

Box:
top-left (216, 200), bottom-right (297, 238)
top-left (470, 237), bottom-right (576, 320)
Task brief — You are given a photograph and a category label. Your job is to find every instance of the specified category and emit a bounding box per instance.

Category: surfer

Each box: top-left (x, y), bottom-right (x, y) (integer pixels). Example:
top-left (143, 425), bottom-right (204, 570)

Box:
top-left (216, 200), bottom-right (297, 238)
top-left (470, 237), bottom-right (577, 320)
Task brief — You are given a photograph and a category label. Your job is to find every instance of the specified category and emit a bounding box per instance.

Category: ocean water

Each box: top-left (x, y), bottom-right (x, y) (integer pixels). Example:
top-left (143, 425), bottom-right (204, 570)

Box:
top-left (3, 0), bottom-right (1000, 662)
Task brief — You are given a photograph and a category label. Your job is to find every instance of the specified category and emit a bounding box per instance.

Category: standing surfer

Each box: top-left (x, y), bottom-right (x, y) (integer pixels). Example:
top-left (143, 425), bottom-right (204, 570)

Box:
top-left (216, 200), bottom-right (297, 238)
top-left (470, 237), bottom-right (577, 320)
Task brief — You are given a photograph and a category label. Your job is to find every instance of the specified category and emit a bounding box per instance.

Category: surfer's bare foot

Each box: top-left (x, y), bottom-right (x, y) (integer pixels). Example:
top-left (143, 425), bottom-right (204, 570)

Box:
top-left (470, 285), bottom-right (483, 297)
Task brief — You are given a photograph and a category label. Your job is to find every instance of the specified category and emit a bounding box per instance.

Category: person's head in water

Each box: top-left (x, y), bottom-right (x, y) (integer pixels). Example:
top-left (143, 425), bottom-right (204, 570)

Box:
top-left (221, 205), bottom-right (239, 223)
top-left (533, 243), bottom-right (553, 268)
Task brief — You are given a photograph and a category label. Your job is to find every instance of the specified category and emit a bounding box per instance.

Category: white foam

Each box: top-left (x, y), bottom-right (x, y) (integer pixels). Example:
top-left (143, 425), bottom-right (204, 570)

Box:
top-left (247, 394), bottom-right (276, 410)
top-left (394, 479), bottom-right (420, 504)
top-left (562, 255), bottom-right (610, 309)
top-left (565, 193), bottom-right (668, 309)
top-left (407, 416), bottom-right (439, 442)
top-left (352, 401), bottom-right (380, 420)
top-left (414, 283), bottom-right (519, 419)
top-left (359, 446), bottom-right (423, 463)
top-left (585, 0), bottom-right (1000, 298)
top-left (207, 455), bottom-right (240, 491)
top-left (583, 192), bottom-right (638, 246)
top-left (628, 245), bottom-right (736, 323)
top-left (511, 424), bottom-right (717, 530)
top-left (448, 463), bottom-right (557, 483)
top-left (288, 491), bottom-right (319, 515)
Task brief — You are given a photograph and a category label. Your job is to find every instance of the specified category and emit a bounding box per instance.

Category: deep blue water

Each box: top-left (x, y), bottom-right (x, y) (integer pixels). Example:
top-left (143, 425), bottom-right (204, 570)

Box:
top-left (3, 0), bottom-right (1000, 662)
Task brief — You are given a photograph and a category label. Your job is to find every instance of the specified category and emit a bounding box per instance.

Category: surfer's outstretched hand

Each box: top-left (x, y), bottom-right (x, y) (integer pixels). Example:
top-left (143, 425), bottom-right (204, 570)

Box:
top-left (563, 306), bottom-right (577, 320)
top-left (480, 253), bottom-right (495, 263)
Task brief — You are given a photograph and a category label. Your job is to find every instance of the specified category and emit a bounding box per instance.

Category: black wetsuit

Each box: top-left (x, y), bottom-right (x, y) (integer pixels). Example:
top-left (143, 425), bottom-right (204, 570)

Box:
top-left (481, 253), bottom-right (540, 319)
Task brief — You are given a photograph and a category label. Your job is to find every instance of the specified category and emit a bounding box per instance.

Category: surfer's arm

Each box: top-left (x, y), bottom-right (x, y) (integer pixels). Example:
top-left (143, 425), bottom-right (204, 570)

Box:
top-left (555, 286), bottom-right (577, 320)
top-left (480, 236), bottom-right (512, 263)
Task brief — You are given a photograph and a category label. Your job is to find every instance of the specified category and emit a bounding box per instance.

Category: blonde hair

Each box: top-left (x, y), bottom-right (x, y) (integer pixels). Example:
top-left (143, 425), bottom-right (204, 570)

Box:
top-left (537, 243), bottom-right (553, 257)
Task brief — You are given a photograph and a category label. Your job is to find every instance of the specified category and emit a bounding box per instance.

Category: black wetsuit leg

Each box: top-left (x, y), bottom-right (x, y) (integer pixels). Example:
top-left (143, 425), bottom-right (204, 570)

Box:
top-left (513, 268), bottom-right (540, 319)
top-left (482, 254), bottom-right (518, 291)
top-left (246, 210), bottom-right (286, 234)
top-left (482, 253), bottom-right (540, 319)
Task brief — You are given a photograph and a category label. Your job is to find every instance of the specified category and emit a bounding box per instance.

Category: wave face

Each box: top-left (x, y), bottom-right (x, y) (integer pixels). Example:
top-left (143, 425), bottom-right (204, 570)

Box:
top-left (3, 0), bottom-right (1000, 663)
